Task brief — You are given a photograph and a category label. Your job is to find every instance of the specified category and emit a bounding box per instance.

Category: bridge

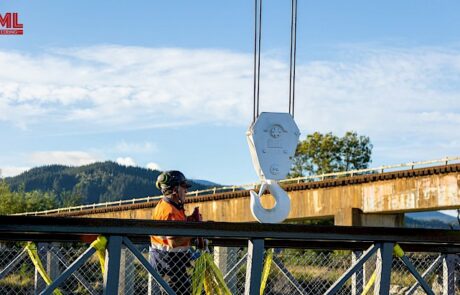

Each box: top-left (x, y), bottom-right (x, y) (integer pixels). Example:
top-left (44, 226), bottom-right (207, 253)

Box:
top-left (19, 157), bottom-right (460, 227)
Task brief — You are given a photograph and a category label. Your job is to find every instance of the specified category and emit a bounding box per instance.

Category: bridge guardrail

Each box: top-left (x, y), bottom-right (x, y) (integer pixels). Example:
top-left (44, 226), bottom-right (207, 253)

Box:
top-left (12, 156), bottom-right (460, 217)
top-left (0, 216), bottom-right (459, 295)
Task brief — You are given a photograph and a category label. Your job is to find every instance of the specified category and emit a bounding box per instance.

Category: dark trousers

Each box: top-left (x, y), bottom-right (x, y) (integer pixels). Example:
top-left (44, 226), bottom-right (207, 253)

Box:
top-left (150, 248), bottom-right (192, 295)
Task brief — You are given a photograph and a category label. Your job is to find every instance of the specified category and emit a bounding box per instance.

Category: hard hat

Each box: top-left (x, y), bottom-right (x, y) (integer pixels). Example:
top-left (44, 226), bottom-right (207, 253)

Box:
top-left (156, 170), bottom-right (191, 194)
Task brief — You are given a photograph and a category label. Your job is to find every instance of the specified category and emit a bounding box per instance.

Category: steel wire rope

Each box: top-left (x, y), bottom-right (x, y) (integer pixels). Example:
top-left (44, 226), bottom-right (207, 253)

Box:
top-left (252, 0), bottom-right (298, 122)
top-left (288, 0), bottom-right (298, 118)
top-left (253, 0), bottom-right (263, 123)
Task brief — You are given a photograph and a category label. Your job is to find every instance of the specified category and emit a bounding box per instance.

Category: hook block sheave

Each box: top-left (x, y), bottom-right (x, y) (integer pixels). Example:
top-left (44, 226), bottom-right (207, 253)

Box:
top-left (247, 112), bottom-right (300, 181)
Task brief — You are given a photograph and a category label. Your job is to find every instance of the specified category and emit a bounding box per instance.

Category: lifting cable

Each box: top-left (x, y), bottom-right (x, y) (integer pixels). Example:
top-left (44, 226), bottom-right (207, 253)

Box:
top-left (288, 0), bottom-right (298, 118)
top-left (253, 0), bottom-right (262, 123)
top-left (252, 0), bottom-right (298, 122)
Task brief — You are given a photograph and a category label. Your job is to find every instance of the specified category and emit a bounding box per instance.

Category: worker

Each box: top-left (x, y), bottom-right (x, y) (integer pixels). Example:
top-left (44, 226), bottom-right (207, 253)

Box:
top-left (150, 170), bottom-right (203, 295)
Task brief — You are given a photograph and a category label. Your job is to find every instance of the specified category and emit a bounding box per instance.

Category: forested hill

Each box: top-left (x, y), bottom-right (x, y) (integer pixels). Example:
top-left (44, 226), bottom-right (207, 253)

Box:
top-left (5, 162), bottom-right (210, 205)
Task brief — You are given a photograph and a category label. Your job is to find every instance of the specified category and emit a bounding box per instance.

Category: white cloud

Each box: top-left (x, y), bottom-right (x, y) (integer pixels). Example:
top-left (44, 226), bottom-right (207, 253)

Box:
top-left (146, 162), bottom-right (161, 171)
top-left (0, 166), bottom-right (30, 177)
top-left (440, 210), bottom-right (459, 218)
top-left (116, 157), bottom-right (136, 167)
top-left (1, 45), bottom-right (460, 165)
top-left (0, 46), bottom-right (253, 128)
top-left (28, 151), bottom-right (100, 166)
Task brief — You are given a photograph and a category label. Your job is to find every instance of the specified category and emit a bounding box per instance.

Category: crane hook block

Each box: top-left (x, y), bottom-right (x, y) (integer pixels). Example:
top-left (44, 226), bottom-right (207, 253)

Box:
top-left (247, 112), bottom-right (300, 180)
top-left (250, 180), bottom-right (291, 223)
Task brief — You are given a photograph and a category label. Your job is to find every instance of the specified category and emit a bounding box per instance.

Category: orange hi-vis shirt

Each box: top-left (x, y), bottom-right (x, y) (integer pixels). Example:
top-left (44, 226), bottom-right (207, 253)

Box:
top-left (150, 199), bottom-right (190, 251)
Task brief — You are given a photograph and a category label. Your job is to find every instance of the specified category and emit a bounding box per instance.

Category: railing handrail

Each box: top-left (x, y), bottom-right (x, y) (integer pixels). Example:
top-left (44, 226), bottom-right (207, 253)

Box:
top-left (11, 156), bottom-right (460, 217)
top-left (2, 215), bottom-right (460, 246)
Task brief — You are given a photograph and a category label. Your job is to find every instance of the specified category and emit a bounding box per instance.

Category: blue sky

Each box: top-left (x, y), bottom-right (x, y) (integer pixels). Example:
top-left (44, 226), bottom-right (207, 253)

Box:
top-left (1, 1), bottom-right (460, 187)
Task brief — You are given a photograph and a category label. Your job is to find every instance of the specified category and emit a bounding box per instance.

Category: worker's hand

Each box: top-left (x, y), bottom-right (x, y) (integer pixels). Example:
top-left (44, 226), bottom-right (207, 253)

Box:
top-left (187, 207), bottom-right (202, 222)
top-left (194, 237), bottom-right (208, 250)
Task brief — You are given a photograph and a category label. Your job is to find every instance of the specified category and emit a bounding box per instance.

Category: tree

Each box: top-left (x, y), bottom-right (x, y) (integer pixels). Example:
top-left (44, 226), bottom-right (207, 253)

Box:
top-left (0, 181), bottom-right (57, 215)
top-left (340, 131), bottom-right (372, 171)
top-left (0, 181), bottom-right (22, 215)
top-left (59, 190), bottom-right (84, 207)
top-left (290, 131), bottom-right (373, 177)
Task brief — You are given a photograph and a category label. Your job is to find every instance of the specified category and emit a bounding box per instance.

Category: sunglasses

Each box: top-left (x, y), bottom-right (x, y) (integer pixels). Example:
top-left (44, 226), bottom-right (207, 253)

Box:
top-left (180, 182), bottom-right (192, 189)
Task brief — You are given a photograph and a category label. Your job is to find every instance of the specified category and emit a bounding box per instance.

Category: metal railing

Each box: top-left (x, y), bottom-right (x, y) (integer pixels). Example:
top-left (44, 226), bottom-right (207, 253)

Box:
top-left (12, 156), bottom-right (460, 217)
top-left (1, 216), bottom-right (460, 294)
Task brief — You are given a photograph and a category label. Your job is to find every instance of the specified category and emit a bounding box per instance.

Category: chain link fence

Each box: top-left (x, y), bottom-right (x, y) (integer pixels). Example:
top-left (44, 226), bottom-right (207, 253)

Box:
top-left (1, 242), bottom-right (459, 294)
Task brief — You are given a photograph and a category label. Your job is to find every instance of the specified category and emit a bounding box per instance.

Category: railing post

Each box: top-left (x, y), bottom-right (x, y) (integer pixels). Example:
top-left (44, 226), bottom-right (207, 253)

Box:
top-left (244, 239), bottom-right (265, 295)
top-left (374, 243), bottom-right (393, 295)
top-left (103, 236), bottom-right (123, 295)
top-left (352, 250), bottom-right (364, 295)
top-left (443, 254), bottom-right (456, 295)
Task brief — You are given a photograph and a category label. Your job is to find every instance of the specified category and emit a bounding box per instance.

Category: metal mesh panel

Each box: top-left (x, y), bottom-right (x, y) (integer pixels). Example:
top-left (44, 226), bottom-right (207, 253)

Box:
top-left (221, 247), bottom-right (248, 294)
top-left (268, 249), bottom-right (352, 295)
top-left (52, 244), bottom-right (103, 294)
top-left (391, 253), bottom-right (439, 294)
top-left (0, 244), bottom-right (35, 295)
top-left (1, 242), bottom-right (460, 294)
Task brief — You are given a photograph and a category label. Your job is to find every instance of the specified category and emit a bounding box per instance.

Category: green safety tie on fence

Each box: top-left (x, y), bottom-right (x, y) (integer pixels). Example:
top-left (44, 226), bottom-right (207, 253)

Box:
top-left (25, 242), bottom-right (63, 295)
top-left (260, 249), bottom-right (274, 295)
top-left (393, 244), bottom-right (404, 258)
top-left (361, 243), bottom-right (405, 295)
top-left (90, 235), bottom-right (108, 275)
top-left (192, 252), bottom-right (232, 295)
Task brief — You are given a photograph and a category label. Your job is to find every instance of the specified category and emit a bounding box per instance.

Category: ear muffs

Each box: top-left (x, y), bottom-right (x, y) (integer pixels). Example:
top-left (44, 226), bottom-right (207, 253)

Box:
top-left (156, 173), bottom-right (170, 190)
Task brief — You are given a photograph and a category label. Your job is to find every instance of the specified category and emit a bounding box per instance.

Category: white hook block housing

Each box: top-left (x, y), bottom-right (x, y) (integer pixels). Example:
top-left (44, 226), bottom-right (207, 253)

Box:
top-left (247, 112), bottom-right (300, 223)
top-left (247, 112), bottom-right (300, 180)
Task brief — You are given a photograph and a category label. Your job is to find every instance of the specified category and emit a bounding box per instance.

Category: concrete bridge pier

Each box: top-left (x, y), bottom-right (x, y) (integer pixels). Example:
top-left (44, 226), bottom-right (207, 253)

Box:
top-left (334, 208), bottom-right (404, 227)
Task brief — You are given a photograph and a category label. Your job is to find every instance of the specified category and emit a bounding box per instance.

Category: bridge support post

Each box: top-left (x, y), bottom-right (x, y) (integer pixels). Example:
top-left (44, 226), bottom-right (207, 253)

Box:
top-left (334, 208), bottom-right (404, 227)
top-left (443, 254), bottom-right (457, 295)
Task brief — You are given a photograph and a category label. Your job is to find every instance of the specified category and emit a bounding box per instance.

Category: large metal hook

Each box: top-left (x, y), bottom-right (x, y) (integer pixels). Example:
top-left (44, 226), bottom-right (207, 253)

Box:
top-left (249, 179), bottom-right (291, 223)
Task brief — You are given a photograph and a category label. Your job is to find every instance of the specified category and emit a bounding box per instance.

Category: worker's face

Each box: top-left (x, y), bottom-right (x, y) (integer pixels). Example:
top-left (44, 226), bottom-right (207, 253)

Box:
top-left (177, 183), bottom-right (188, 203)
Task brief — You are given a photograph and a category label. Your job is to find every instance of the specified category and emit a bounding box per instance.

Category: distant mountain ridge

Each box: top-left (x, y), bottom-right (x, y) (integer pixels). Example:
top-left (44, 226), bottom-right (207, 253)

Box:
top-left (405, 211), bottom-right (459, 229)
top-left (5, 162), bottom-right (211, 205)
top-left (406, 211), bottom-right (458, 224)
top-left (191, 179), bottom-right (223, 187)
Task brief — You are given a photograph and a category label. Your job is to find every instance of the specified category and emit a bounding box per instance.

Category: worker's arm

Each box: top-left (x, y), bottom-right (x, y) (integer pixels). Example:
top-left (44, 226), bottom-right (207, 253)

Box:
top-left (166, 236), bottom-right (192, 248)
top-left (164, 208), bottom-right (203, 248)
